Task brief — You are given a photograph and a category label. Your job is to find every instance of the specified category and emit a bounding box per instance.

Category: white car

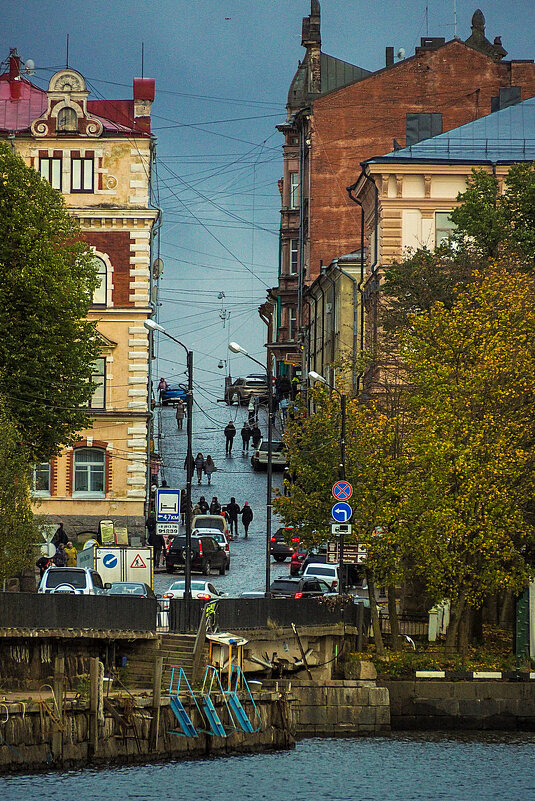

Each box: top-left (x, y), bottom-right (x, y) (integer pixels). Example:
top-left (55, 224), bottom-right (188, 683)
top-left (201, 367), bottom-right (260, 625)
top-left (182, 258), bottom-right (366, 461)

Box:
top-left (38, 567), bottom-right (106, 595)
top-left (302, 562), bottom-right (339, 590)
top-left (251, 440), bottom-right (287, 471)
top-left (162, 580), bottom-right (226, 600)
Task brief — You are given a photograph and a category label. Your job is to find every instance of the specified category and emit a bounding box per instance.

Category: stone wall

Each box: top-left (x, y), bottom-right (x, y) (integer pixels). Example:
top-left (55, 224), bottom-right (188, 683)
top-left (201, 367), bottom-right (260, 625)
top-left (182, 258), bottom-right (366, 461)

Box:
top-left (382, 680), bottom-right (535, 730)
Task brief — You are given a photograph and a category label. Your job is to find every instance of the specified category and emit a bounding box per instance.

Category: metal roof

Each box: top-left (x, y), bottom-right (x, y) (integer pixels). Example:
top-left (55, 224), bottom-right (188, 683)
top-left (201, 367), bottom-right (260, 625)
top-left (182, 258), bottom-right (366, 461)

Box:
top-left (367, 98), bottom-right (535, 164)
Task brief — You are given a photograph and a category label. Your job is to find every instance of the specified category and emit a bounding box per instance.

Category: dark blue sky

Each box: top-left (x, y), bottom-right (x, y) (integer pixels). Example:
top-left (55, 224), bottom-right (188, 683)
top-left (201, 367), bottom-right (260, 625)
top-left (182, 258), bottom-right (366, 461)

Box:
top-left (4, 1), bottom-right (535, 387)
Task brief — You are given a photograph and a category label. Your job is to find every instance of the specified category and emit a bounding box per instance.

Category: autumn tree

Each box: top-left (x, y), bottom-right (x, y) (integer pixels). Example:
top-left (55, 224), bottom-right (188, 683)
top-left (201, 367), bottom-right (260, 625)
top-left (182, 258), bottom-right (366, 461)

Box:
top-left (0, 143), bottom-right (100, 462)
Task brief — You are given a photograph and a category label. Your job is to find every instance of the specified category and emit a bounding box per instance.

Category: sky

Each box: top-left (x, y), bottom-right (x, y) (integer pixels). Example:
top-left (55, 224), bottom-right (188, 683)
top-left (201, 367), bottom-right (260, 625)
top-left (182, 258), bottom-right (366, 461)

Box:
top-left (4, 0), bottom-right (535, 396)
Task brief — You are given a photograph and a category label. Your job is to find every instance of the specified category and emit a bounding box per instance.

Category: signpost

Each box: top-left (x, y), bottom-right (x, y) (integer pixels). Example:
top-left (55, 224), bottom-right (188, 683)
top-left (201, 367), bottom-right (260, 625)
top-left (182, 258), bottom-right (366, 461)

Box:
top-left (332, 480), bottom-right (353, 501)
top-left (326, 541), bottom-right (367, 565)
top-left (331, 502), bottom-right (352, 523)
top-left (156, 488), bottom-right (181, 523)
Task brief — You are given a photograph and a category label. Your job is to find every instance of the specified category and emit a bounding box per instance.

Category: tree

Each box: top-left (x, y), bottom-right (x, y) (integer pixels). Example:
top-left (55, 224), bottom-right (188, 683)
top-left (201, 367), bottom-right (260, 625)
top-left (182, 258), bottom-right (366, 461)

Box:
top-left (401, 267), bottom-right (535, 651)
top-left (0, 403), bottom-right (38, 582)
top-left (0, 143), bottom-right (100, 462)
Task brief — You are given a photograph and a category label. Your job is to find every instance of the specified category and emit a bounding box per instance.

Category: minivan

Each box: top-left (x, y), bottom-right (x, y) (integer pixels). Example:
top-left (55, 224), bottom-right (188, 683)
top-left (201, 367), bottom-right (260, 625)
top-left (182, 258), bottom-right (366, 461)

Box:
top-left (38, 567), bottom-right (106, 595)
top-left (165, 534), bottom-right (227, 575)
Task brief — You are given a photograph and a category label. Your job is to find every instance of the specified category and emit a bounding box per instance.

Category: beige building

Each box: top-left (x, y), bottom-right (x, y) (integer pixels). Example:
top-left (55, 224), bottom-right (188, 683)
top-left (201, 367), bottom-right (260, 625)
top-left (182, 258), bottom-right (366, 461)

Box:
top-left (1, 50), bottom-right (158, 537)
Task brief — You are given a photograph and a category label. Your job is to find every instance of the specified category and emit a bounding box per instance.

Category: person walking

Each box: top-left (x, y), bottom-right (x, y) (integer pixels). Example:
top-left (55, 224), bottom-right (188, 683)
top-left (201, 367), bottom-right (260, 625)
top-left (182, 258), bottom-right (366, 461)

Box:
top-left (147, 525), bottom-right (164, 568)
top-left (241, 422), bottom-right (251, 455)
top-left (280, 395), bottom-right (289, 423)
top-left (157, 377), bottom-right (168, 403)
top-left (198, 496), bottom-right (209, 514)
top-left (53, 543), bottom-right (68, 567)
top-left (194, 453), bottom-right (205, 485)
top-left (210, 496), bottom-right (221, 514)
top-left (251, 423), bottom-right (262, 449)
top-left (247, 397), bottom-right (256, 425)
top-left (241, 502), bottom-right (253, 538)
top-left (224, 421), bottom-right (236, 456)
top-left (52, 522), bottom-right (68, 548)
top-left (175, 399), bottom-right (185, 430)
top-left (65, 541), bottom-right (77, 567)
top-left (204, 455), bottom-right (216, 485)
top-left (36, 553), bottom-right (53, 578)
top-left (226, 497), bottom-right (241, 538)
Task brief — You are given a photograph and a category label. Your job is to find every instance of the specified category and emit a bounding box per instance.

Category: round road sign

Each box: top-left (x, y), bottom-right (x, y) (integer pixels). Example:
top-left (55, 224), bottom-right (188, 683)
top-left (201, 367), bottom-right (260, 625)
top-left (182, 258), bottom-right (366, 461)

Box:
top-left (332, 480), bottom-right (353, 500)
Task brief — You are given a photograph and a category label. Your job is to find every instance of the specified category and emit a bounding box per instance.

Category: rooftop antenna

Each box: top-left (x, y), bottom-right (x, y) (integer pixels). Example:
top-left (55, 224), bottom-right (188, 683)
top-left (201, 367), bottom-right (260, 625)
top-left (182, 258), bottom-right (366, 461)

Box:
top-left (66, 34), bottom-right (69, 68)
top-left (141, 41), bottom-right (144, 79)
top-left (425, 3), bottom-right (429, 37)
top-left (453, 0), bottom-right (457, 37)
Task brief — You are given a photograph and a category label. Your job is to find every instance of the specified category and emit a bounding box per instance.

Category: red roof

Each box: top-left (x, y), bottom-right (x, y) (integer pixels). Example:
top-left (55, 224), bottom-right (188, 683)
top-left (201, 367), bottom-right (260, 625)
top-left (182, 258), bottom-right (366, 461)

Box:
top-left (0, 75), bottom-right (47, 132)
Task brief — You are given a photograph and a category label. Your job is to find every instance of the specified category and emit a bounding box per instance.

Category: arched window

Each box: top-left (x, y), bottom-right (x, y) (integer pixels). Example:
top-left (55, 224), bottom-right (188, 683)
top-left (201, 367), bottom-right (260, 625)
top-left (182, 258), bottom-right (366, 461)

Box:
top-left (74, 448), bottom-right (106, 497)
top-left (91, 256), bottom-right (107, 306)
top-left (57, 106), bottom-right (78, 132)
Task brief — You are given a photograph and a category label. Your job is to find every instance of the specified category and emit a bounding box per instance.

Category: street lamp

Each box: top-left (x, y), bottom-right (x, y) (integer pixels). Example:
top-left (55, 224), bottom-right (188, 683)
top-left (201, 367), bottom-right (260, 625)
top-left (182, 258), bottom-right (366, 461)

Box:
top-left (229, 341), bottom-right (273, 596)
top-left (145, 319), bottom-right (194, 618)
top-left (308, 370), bottom-right (347, 593)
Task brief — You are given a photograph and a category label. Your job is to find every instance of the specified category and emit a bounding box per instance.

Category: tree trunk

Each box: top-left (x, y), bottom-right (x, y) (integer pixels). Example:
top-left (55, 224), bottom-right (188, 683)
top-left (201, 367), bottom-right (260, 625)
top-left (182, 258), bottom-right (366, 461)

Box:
top-left (387, 585), bottom-right (403, 651)
top-left (444, 594), bottom-right (466, 657)
top-left (366, 568), bottom-right (385, 657)
top-left (500, 591), bottom-right (513, 626)
top-left (472, 605), bottom-right (484, 645)
top-left (458, 606), bottom-right (472, 655)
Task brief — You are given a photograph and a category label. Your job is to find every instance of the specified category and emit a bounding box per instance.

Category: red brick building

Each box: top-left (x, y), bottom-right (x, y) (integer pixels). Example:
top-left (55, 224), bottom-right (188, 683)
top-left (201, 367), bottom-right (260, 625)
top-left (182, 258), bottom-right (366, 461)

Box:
top-left (267, 3), bottom-right (535, 382)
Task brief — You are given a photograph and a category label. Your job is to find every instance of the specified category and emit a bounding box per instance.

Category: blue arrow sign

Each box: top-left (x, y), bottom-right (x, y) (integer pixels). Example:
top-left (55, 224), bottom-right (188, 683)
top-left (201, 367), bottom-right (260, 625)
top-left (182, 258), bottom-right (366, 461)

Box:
top-left (331, 502), bottom-right (352, 523)
top-left (102, 553), bottom-right (118, 569)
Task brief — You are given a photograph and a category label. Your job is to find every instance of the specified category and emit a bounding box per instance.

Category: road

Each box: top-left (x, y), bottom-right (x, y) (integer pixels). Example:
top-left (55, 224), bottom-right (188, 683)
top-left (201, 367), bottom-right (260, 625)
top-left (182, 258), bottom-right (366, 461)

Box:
top-left (153, 392), bottom-right (288, 597)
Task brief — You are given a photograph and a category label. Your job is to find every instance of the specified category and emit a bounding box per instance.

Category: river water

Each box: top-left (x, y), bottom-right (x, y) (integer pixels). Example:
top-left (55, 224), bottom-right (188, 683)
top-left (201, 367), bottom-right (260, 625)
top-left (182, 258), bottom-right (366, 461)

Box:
top-left (3, 734), bottom-right (535, 801)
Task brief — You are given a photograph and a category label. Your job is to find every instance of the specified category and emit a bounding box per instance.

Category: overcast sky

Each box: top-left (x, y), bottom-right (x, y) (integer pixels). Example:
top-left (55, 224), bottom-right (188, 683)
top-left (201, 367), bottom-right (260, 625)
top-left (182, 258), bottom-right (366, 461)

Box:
top-left (4, 0), bottom-right (535, 393)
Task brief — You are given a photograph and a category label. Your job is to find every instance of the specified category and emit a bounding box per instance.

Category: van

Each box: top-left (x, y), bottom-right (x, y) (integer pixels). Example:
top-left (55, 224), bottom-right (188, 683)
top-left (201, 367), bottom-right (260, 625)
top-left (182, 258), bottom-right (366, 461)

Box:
top-left (192, 514), bottom-right (229, 536)
top-left (302, 562), bottom-right (339, 590)
top-left (38, 567), bottom-right (106, 595)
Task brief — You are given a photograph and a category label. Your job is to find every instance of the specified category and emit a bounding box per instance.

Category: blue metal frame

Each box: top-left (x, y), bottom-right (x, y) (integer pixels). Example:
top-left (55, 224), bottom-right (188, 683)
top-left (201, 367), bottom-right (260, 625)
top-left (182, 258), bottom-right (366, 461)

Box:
top-left (168, 666), bottom-right (203, 738)
top-left (224, 664), bottom-right (261, 733)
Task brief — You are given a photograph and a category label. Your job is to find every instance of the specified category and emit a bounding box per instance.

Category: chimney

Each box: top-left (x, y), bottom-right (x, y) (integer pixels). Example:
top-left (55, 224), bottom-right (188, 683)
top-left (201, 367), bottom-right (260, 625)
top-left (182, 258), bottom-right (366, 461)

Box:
top-left (133, 77), bottom-right (155, 133)
top-left (385, 47), bottom-right (394, 67)
top-left (302, 0), bottom-right (321, 95)
top-left (9, 48), bottom-right (21, 100)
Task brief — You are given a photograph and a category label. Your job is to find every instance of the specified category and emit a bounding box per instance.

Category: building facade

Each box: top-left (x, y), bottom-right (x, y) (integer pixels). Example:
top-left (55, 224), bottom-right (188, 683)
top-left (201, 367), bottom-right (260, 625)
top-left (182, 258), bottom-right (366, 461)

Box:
top-left (267, 3), bottom-right (535, 387)
top-left (0, 50), bottom-right (158, 537)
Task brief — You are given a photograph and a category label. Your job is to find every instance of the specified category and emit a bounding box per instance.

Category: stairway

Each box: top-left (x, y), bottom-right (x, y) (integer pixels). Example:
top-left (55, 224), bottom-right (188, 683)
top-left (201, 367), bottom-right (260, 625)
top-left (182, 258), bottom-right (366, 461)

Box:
top-left (160, 633), bottom-right (207, 690)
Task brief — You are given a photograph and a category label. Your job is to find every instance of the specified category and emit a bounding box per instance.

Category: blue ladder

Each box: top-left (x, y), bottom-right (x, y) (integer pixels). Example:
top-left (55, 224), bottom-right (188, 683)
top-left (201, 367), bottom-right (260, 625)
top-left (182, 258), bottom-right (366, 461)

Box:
top-left (224, 664), bottom-right (261, 734)
top-left (201, 695), bottom-right (227, 737)
top-left (168, 666), bottom-right (201, 738)
top-left (226, 692), bottom-right (255, 733)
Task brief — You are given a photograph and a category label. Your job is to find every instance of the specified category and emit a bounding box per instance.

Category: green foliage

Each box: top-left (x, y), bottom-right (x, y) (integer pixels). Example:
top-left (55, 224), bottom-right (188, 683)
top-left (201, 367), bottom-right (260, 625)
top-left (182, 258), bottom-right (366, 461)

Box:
top-left (0, 403), bottom-right (37, 581)
top-left (0, 143), bottom-right (100, 461)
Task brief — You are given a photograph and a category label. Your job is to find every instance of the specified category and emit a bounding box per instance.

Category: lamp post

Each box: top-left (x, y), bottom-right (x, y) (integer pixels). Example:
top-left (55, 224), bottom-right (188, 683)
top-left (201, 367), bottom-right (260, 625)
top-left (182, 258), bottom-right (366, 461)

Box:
top-left (308, 370), bottom-right (346, 593)
top-left (145, 319), bottom-right (194, 617)
top-left (229, 341), bottom-right (273, 596)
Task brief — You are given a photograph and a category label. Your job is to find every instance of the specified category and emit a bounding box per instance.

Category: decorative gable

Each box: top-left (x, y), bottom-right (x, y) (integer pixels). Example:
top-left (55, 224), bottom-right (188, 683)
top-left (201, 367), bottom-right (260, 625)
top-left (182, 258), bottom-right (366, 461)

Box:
top-left (31, 69), bottom-right (103, 138)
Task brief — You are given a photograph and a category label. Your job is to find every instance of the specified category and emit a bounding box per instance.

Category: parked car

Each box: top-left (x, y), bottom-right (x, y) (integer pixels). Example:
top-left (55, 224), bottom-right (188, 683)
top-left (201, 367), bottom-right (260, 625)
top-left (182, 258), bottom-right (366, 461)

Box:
top-left (160, 383), bottom-right (188, 406)
top-left (289, 544), bottom-right (308, 576)
top-left (302, 562), bottom-right (339, 591)
top-left (105, 581), bottom-right (155, 598)
top-left (226, 374), bottom-right (269, 405)
top-left (193, 528), bottom-right (231, 569)
top-left (251, 440), bottom-right (287, 471)
top-left (269, 576), bottom-right (335, 598)
top-left (270, 526), bottom-right (301, 562)
top-left (162, 580), bottom-right (226, 600)
top-left (38, 567), bottom-right (106, 595)
top-left (165, 534), bottom-right (227, 575)
top-left (192, 514), bottom-right (229, 537)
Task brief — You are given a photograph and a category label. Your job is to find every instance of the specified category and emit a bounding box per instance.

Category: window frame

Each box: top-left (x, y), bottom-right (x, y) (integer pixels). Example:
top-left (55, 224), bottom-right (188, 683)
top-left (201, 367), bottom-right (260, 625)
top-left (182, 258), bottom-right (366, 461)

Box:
top-left (435, 211), bottom-right (456, 247)
top-left (91, 256), bottom-right (107, 307)
top-left (288, 307), bottom-right (297, 340)
top-left (73, 447), bottom-right (106, 498)
top-left (289, 238), bottom-right (298, 275)
top-left (289, 172), bottom-right (299, 209)
top-left (71, 156), bottom-right (94, 193)
top-left (32, 462), bottom-right (51, 496)
top-left (57, 106), bottom-right (78, 133)
top-left (87, 357), bottom-right (106, 410)
top-left (39, 156), bottom-right (62, 191)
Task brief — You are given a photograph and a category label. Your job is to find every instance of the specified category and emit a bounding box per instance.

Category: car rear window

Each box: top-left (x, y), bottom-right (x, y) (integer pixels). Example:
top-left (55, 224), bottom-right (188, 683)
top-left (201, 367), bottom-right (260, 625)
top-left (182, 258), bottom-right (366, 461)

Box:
top-left (271, 580), bottom-right (298, 592)
top-left (259, 442), bottom-right (284, 453)
top-left (306, 566), bottom-right (335, 578)
top-left (46, 569), bottom-right (87, 589)
top-left (194, 516), bottom-right (225, 532)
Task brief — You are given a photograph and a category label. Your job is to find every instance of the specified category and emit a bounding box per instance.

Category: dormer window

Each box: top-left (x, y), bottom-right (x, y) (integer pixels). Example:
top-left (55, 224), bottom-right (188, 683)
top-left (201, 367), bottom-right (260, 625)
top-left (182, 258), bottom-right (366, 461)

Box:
top-left (57, 106), bottom-right (78, 133)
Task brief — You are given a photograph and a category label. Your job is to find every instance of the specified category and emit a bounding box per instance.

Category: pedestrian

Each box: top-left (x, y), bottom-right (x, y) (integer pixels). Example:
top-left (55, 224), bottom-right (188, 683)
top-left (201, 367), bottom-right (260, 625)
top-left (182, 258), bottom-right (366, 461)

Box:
top-left (241, 502), bottom-right (253, 538)
top-left (147, 524), bottom-right (164, 568)
top-left (226, 496), bottom-right (241, 538)
top-left (52, 522), bottom-right (68, 547)
top-left (193, 502), bottom-right (202, 516)
top-left (224, 421), bottom-right (236, 456)
top-left (280, 395), bottom-right (289, 422)
top-left (210, 496), bottom-right (221, 515)
top-left (198, 496), bottom-right (209, 514)
top-left (65, 541), bottom-right (77, 567)
top-left (175, 399), bottom-right (185, 430)
top-left (247, 397), bottom-right (256, 425)
top-left (291, 375), bottom-right (300, 400)
top-left (183, 452), bottom-right (195, 474)
top-left (36, 553), bottom-right (53, 578)
top-left (204, 455), bottom-right (216, 485)
top-left (157, 377), bottom-right (168, 402)
top-left (251, 423), bottom-right (262, 449)
top-left (180, 489), bottom-right (187, 525)
top-left (194, 452), bottom-right (205, 484)
top-left (53, 543), bottom-right (68, 567)
top-left (146, 510), bottom-right (157, 545)
top-left (241, 422), bottom-right (251, 455)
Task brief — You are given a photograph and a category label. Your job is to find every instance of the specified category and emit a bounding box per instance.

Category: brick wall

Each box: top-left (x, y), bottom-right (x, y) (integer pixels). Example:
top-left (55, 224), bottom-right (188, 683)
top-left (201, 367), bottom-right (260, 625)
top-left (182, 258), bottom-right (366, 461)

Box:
top-left (83, 231), bottom-right (132, 306)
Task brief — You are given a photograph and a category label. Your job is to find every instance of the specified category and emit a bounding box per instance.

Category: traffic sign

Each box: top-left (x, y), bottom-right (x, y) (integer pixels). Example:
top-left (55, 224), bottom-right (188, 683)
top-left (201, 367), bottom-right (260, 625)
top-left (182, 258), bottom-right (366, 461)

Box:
top-left (102, 553), bottom-right (118, 569)
top-left (331, 502), bottom-right (352, 523)
top-left (130, 553), bottom-right (147, 569)
top-left (326, 542), bottom-right (363, 565)
top-left (156, 522), bottom-right (180, 537)
top-left (331, 523), bottom-right (352, 536)
top-left (332, 480), bottom-right (353, 501)
top-left (156, 488), bottom-right (181, 522)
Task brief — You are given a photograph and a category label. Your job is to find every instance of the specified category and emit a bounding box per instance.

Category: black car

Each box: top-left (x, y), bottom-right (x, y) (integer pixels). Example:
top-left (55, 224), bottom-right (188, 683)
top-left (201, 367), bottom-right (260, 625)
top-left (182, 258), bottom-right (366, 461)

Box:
top-left (269, 576), bottom-right (335, 598)
top-left (270, 526), bottom-right (301, 562)
top-left (105, 581), bottom-right (156, 598)
top-left (165, 535), bottom-right (227, 576)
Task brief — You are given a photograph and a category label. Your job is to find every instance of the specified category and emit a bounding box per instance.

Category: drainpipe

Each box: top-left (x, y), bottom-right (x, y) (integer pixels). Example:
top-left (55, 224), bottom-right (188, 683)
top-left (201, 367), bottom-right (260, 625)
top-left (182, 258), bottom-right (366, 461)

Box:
top-left (311, 292), bottom-right (318, 374)
top-left (318, 264), bottom-right (327, 378)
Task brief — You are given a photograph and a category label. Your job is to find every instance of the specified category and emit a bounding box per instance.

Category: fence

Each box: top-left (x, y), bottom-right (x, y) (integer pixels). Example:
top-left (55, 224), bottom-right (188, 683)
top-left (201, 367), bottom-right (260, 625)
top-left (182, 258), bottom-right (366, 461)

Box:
top-left (168, 597), bottom-right (370, 634)
top-left (379, 612), bottom-right (429, 638)
top-left (0, 592), bottom-right (157, 632)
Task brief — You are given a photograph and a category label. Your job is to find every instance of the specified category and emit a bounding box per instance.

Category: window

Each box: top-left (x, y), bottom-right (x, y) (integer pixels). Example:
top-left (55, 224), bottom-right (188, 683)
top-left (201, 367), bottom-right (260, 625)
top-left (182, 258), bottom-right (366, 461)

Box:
top-left (289, 308), bottom-right (297, 340)
top-left (435, 212), bottom-right (456, 247)
top-left (91, 256), bottom-right (107, 306)
top-left (71, 157), bottom-right (94, 192)
top-left (32, 462), bottom-right (51, 495)
top-left (406, 113), bottom-right (443, 146)
top-left (289, 239), bottom-right (298, 275)
top-left (88, 358), bottom-right (106, 409)
top-left (57, 107), bottom-right (78, 133)
top-left (39, 157), bottom-right (62, 190)
top-left (74, 448), bottom-right (106, 496)
top-left (289, 172), bottom-right (299, 209)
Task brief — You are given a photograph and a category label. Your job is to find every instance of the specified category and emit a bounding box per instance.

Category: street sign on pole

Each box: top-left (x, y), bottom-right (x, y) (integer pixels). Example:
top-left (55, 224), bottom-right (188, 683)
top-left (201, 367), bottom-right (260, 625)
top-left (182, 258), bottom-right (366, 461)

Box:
top-left (331, 523), bottom-right (352, 536)
top-left (326, 542), bottom-right (363, 565)
top-left (156, 488), bottom-right (181, 522)
top-left (332, 480), bottom-right (353, 501)
top-left (331, 502), bottom-right (352, 523)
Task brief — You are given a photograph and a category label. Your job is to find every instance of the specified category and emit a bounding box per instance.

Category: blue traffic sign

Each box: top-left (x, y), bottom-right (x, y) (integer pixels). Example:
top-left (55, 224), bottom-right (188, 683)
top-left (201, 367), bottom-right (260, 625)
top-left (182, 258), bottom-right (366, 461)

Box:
top-left (102, 553), bottom-right (118, 569)
top-left (332, 480), bottom-right (353, 501)
top-left (331, 502), bottom-right (353, 523)
top-left (156, 488), bottom-right (181, 522)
